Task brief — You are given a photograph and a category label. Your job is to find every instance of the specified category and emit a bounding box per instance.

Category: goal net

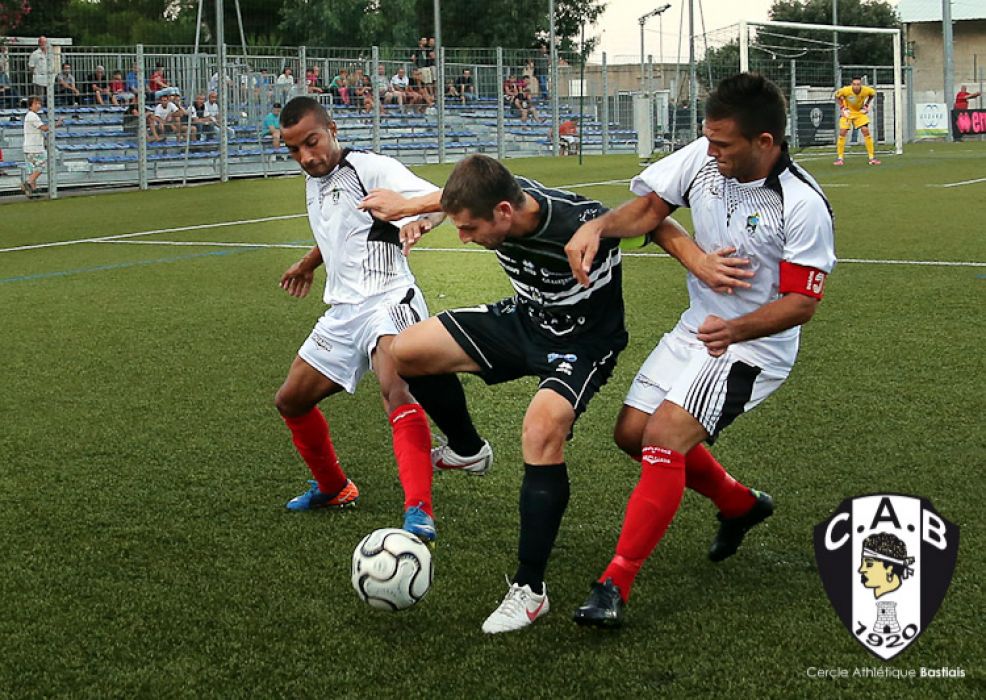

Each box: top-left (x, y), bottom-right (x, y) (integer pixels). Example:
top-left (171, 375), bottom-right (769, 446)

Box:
top-left (696, 20), bottom-right (903, 155)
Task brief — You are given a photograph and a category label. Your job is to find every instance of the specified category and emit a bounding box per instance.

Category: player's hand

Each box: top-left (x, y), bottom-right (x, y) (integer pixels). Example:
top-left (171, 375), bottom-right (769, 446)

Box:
top-left (861, 105), bottom-right (869, 114)
top-left (565, 219), bottom-right (604, 287)
top-left (697, 315), bottom-right (735, 357)
top-left (280, 260), bottom-right (315, 298)
top-left (359, 188), bottom-right (409, 221)
top-left (400, 218), bottom-right (432, 256)
top-left (694, 247), bottom-right (754, 294)
top-left (841, 108), bottom-right (851, 118)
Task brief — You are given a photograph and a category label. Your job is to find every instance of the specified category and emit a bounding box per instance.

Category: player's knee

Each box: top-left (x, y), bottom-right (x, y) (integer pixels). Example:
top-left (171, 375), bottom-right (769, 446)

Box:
top-left (274, 383), bottom-right (308, 418)
top-left (391, 333), bottom-right (423, 377)
top-left (613, 421), bottom-right (642, 458)
top-left (522, 418), bottom-right (567, 461)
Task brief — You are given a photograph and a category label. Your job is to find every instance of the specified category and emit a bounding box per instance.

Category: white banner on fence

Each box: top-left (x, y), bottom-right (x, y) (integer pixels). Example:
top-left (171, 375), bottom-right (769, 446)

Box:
top-left (914, 103), bottom-right (949, 139)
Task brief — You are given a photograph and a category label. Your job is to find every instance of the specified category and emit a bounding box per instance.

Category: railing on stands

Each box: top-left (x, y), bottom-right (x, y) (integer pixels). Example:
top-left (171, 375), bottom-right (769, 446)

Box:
top-left (0, 44), bottom-right (665, 201)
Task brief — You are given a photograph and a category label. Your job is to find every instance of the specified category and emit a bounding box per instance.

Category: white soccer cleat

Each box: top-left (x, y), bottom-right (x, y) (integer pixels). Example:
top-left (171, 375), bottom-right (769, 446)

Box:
top-left (431, 438), bottom-right (493, 476)
top-left (481, 579), bottom-right (549, 634)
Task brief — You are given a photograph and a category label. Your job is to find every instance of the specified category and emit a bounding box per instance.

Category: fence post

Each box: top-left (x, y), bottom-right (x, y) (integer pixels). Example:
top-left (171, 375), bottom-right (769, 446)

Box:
top-left (496, 47), bottom-right (505, 160)
top-left (372, 46), bottom-right (381, 154)
top-left (218, 41), bottom-right (229, 182)
top-left (137, 44), bottom-right (148, 190)
top-left (601, 52), bottom-right (609, 156)
top-left (45, 60), bottom-right (58, 200)
top-left (437, 47), bottom-right (446, 164)
top-left (789, 58), bottom-right (798, 149)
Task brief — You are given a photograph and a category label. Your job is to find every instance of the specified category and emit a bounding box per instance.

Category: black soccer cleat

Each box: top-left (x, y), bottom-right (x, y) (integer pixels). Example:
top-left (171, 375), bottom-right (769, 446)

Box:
top-left (572, 578), bottom-right (624, 628)
top-left (708, 489), bottom-right (774, 562)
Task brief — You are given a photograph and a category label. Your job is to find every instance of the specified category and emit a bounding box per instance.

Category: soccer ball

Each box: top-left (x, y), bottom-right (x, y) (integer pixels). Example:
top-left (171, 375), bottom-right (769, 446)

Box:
top-left (351, 528), bottom-right (433, 611)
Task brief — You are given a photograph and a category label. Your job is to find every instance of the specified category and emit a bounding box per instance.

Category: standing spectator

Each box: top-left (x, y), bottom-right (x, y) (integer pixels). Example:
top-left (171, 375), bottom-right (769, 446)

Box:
top-left (350, 68), bottom-right (373, 112)
top-left (262, 102), bottom-right (282, 148)
top-left (523, 59), bottom-right (540, 98)
top-left (534, 44), bottom-right (549, 98)
top-left (953, 84), bottom-right (982, 141)
top-left (275, 67), bottom-right (295, 104)
top-left (29, 37), bottom-right (55, 99)
top-left (255, 68), bottom-right (273, 103)
top-left (422, 39), bottom-right (437, 101)
top-left (89, 65), bottom-right (113, 105)
top-left (0, 46), bottom-right (19, 108)
top-left (56, 63), bottom-right (80, 106)
top-left (454, 68), bottom-right (476, 104)
top-left (410, 37), bottom-right (428, 72)
top-left (22, 95), bottom-right (60, 198)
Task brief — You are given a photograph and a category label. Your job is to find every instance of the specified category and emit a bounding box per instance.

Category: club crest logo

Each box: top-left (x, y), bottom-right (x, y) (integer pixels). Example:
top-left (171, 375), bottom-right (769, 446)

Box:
top-left (745, 213), bottom-right (760, 234)
top-left (814, 494), bottom-right (959, 661)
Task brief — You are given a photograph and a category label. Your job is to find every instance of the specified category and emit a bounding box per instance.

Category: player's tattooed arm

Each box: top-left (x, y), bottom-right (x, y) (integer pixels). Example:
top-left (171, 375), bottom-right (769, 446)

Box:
top-left (280, 245), bottom-right (322, 298)
top-left (651, 218), bottom-right (753, 294)
top-left (360, 189), bottom-right (442, 220)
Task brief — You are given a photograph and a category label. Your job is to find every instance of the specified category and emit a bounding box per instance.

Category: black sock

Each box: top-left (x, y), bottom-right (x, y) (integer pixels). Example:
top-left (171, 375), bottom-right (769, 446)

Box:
top-left (406, 374), bottom-right (484, 456)
top-left (513, 463), bottom-right (570, 594)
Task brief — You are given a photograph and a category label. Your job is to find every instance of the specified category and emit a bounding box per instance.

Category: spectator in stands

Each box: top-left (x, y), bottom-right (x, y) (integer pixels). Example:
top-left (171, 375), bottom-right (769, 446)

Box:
top-left (29, 37), bottom-right (54, 101)
top-left (89, 65), bottom-right (113, 106)
top-left (263, 102), bottom-right (283, 148)
top-left (453, 68), bottom-right (476, 104)
top-left (121, 102), bottom-right (141, 137)
top-left (954, 85), bottom-right (981, 111)
top-left (523, 58), bottom-right (540, 98)
top-left (445, 79), bottom-right (459, 101)
top-left (503, 73), bottom-right (520, 111)
top-left (305, 66), bottom-right (324, 94)
top-left (255, 68), bottom-right (273, 103)
top-left (110, 71), bottom-right (133, 104)
top-left (149, 63), bottom-right (170, 95)
top-left (189, 94), bottom-right (217, 139)
top-left (409, 68), bottom-right (432, 112)
top-left (149, 93), bottom-right (190, 141)
top-left (390, 67), bottom-right (411, 112)
top-left (422, 40), bottom-right (436, 101)
top-left (411, 37), bottom-right (429, 72)
top-left (512, 87), bottom-right (543, 125)
top-left (22, 95), bottom-right (61, 197)
top-left (275, 67), bottom-right (295, 104)
top-left (328, 69), bottom-right (351, 106)
top-left (535, 44), bottom-right (550, 98)
top-left (374, 64), bottom-right (403, 110)
top-left (557, 119), bottom-right (578, 155)
top-left (0, 46), bottom-right (18, 108)
top-left (56, 63), bottom-right (81, 106)
top-left (351, 68), bottom-right (373, 112)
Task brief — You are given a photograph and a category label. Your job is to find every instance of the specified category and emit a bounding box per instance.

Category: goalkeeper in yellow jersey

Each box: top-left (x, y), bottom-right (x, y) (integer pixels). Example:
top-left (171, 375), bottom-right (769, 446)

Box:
top-left (834, 76), bottom-right (880, 166)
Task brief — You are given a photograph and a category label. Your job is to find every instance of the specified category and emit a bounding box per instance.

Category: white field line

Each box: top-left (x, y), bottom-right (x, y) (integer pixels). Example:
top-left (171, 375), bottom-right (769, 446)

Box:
top-left (937, 177), bottom-right (986, 188)
top-left (96, 239), bottom-right (986, 267)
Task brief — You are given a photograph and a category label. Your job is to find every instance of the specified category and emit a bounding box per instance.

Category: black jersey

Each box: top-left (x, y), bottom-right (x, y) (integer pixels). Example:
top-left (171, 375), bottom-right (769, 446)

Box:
top-left (494, 177), bottom-right (624, 337)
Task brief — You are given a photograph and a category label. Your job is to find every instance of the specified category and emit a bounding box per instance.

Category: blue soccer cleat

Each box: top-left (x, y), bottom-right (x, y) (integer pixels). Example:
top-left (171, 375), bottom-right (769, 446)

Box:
top-left (285, 479), bottom-right (359, 511)
top-left (402, 502), bottom-right (436, 544)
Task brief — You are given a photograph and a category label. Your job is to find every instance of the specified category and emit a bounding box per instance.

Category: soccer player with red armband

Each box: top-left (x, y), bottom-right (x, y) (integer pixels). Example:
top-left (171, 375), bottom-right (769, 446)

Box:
top-left (564, 73), bottom-right (836, 628)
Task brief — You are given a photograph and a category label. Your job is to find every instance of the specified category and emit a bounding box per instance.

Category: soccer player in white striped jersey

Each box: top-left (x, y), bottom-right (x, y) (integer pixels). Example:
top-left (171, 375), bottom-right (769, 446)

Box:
top-left (566, 73), bottom-right (836, 628)
top-left (274, 97), bottom-right (490, 540)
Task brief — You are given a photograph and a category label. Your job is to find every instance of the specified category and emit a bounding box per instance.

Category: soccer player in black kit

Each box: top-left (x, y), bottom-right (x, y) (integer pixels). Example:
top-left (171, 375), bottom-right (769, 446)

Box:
top-left (360, 154), bottom-right (749, 633)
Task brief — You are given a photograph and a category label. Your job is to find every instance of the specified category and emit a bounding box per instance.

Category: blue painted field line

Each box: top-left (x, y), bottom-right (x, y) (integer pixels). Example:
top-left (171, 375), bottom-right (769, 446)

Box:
top-left (0, 247), bottom-right (259, 284)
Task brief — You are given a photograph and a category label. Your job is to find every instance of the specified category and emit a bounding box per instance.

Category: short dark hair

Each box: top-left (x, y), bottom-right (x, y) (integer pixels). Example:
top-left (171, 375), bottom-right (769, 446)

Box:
top-left (705, 72), bottom-right (786, 143)
top-left (27, 95), bottom-right (41, 107)
top-left (279, 96), bottom-right (329, 129)
top-left (441, 155), bottom-right (525, 220)
top-left (851, 75), bottom-right (863, 82)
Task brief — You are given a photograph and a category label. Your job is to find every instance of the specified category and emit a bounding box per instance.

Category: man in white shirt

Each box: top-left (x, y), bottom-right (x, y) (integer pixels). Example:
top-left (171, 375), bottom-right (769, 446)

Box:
top-left (28, 36), bottom-right (54, 97)
top-left (567, 73), bottom-right (836, 628)
top-left (272, 97), bottom-right (491, 538)
top-left (22, 95), bottom-right (60, 197)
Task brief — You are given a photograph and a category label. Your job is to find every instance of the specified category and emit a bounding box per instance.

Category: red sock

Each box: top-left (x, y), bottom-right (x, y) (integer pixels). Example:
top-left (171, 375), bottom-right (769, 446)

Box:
top-left (684, 444), bottom-right (755, 518)
top-left (390, 403), bottom-right (434, 516)
top-left (601, 446), bottom-right (686, 602)
top-left (282, 407), bottom-right (347, 495)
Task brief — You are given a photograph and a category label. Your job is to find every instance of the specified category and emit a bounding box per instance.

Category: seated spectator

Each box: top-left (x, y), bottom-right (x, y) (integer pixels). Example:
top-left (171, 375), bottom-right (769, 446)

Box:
top-left (89, 65), bottom-right (113, 105)
top-left (512, 88), bottom-right (543, 124)
top-left (350, 68), bottom-right (373, 112)
top-left (390, 67), bottom-right (411, 112)
top-left (149, 93), bottom-right (195, 141)
top-left (503, 73), bottom-right (520, 109)
top-left (262, 102), bottom-right (282, 148)
top-left (148, 63), bottom-right (169, 94)
top-left (275, 67), bottom-right (295, 104)
top-left (109, 70), bottom-right (134, 104)
top-left (409, 68), bottom-right (433, 112)
top-left (189, 94), bottom-right (217, 139)
top-left (305, 66), bottom-right (324, 94)
top-left (445, 79), bottom-right (459, 100)
top-left (557, 119), bottom-right (578, 155)
top-left (454, 68), bottom-right (476, 104)
top-left (56, 63), bottom-right (81, 106)
top-left (327, 69), bottom-right (350, 106)
top-left (374, 64), bottom-right (403, 110)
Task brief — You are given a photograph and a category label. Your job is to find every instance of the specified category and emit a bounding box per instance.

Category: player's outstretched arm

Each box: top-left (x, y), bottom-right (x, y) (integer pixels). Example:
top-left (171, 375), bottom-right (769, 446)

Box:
top-left (651, 218), bottom-right (753, 294)
top-left (280, 245), bottom-right (322, 298)
top-left (565, 192), bottom-right (671, 286)
top-left (696, 293), bottom-right (818, 357)
top-left (360, 189), bottom-right (442, 221)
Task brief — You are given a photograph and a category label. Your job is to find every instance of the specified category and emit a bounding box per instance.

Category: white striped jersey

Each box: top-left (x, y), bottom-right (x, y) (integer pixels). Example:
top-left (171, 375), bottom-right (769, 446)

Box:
top-left (496, 177), bottom-right (624, 337)
top-left (304, 149), bottom-right (438, 305)
top-left (632, 137), bottom-right (836, 373)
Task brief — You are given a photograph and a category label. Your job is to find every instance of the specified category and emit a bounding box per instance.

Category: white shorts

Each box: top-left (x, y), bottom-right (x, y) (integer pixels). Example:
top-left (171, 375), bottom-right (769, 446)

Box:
top-left (624, 324), bottom-right (789, 442)
top-left (298, 285), bottom-right (428, 394)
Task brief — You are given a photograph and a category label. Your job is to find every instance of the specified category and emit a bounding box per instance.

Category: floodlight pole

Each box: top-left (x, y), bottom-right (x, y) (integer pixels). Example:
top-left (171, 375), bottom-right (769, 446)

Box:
top-left (550, 0), bottom-right (559, 156)
top-left (688, 0), bottom-right (697, 140)
top-left (639, 5), bottom-right (671, 94)
top-left (942, 0), bottom-right (954, 142)
top-left (832, 0), bottom-right (839, 86)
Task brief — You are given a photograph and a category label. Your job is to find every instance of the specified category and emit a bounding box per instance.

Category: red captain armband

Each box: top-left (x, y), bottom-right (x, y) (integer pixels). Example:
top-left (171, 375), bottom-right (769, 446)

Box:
top-left (779, 261), bottom-right (827, 299)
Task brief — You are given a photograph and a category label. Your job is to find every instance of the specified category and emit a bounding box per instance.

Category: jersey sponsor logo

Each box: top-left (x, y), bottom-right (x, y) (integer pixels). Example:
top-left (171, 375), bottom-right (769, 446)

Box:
top-left (578, 207), bottom-right (601, 222)
top-left (547, 352), bottom-right (577, 363)
top-left (555, 361), bottom-right (574, 375)
top-left (814, 494), bottom-right (959, 661)
top-left (311, 333), bottom-right (332, 353)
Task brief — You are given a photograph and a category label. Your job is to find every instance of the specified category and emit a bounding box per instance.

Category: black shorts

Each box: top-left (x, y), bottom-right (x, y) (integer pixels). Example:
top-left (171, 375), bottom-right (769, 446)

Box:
top-left (437, 298), bottom-right (628, 419)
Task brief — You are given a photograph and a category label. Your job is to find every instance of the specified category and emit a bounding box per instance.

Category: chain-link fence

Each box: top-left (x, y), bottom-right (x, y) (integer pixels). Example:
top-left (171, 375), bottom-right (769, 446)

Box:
top-left (8, 36), bottom-right (887, 200)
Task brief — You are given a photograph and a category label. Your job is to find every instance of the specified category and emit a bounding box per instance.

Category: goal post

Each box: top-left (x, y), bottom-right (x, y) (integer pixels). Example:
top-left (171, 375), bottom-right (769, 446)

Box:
top-left (739, 20), bottom-right (903, 155)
